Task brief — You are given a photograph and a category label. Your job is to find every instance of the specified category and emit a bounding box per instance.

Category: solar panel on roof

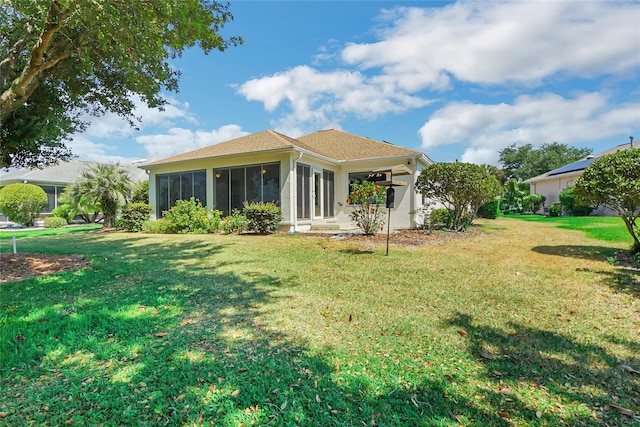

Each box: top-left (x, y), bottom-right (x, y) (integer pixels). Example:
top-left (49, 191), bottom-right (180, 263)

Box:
top-left (546, 157), bottom-right (600, 176)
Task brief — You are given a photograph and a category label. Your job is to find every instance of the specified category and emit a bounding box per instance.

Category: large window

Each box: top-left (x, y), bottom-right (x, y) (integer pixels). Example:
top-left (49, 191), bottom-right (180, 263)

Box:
top-left (214, 163), bottom-right (280, 216)
top-left (40, 185), bottom-right (65, 213)
top-left (296, 164), bottom-right (311, 219)
top-left (347, 171), bottom-right (386, 195)
top-left (156, 170), bottom-right (206, 216)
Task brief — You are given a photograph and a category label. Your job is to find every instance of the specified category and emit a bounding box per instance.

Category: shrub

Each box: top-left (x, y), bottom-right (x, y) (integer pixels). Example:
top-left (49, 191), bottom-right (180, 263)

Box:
top-left (131, 180), bottom-right (149, 203)
top-left (163, 198), bottom-right (210, 234)
top-left (477, 199), bottom-right (501, 219)
top-left (559, 186), bottom-right (592, 216)
top-left (222, 210), bottom-right (247, 234)
top-left (44, 216), bottom-right (68, 229)
top-left (548, 202), bottom-right (562, 217)
top-left (243, 201), bottom-right (282, 234)
top-left (523, 194), bottom-right (546, 213)
top-left (429, 208), bottom-right (453, 229)
top-left (51, 204), bottom-right (74, 222)
top-left (142, 218), bottom-right (174, 234)
top-left (0, 183), bottom-right (48, 226)
top-left (347, 181), bottom-right (386, 235)
top-left (117, 203), bottom-right (152, 232)
top-left (208, 209), bottom-right (223, 233)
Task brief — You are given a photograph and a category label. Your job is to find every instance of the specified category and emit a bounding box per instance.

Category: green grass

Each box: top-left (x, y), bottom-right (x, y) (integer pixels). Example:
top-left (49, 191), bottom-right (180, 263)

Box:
top-left (0, 219), bottom-right (638, 426)
top-left (0, 224), bottom-right (103, 240)
top-left (505, 214), bottom-right (632, 245)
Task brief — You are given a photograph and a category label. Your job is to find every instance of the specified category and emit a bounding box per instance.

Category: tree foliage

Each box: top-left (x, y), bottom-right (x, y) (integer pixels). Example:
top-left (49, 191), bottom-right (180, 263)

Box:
top-left (575, 148), bottom-right (640, 253)
top-left (1, 0), bottom-right (241, 168)
top-left (416, 162), bottom-right (503, 231)
top-left (347, 181), bottom-right (386, 235)
top-left (0, 183), bottom-right (48, 226)
top-left (68, 163), bottom-right (133, 228)
top-left (499, 142), bottom-right (592, 181)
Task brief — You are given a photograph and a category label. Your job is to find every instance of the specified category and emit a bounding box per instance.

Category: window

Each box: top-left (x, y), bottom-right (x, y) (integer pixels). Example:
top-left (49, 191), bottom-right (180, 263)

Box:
top-left (347, 171), bottom-right (386, 198)
top-left (323, 170), bottom-right (334, 217)
top-left (40, 185), bottom-right (64, 213)
top-left (214, 163), bottom-right (280, 216)
top-left (297, 164), bottom-right (311, 219)
top-left (156, 170), bottom-right (206, 217)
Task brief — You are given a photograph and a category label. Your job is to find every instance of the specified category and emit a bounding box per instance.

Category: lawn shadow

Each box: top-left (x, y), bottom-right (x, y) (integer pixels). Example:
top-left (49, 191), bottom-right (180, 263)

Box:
top-left (532, 244), bottom-right (639, 298)
top-left (448, 312), bottom-right (640, 426)
top-left (2, 234), bottom-right (531, 425)
top-left (532, 244), bottom-right (619, 262)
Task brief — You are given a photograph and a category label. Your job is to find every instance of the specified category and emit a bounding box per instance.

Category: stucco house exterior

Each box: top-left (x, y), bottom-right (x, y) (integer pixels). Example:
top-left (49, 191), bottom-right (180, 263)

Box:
top-left (525, 142), bottom-right (633, 211)
top-left (141, 129), bottom-right (434, 232)
top-left (0, 160), bottom-right (148, 219)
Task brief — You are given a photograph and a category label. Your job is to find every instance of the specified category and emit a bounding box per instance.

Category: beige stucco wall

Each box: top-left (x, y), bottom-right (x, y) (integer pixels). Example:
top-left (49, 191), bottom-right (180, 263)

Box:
top-left (145, 152), bottom-right (431, 232)
top-left (529, 171), bottom-right (582, 207)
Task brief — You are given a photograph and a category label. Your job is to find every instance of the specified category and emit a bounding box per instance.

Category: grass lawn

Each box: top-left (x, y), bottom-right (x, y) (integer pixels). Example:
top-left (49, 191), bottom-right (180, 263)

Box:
top-left (0, 224), bottom-right (103, 240)
top-left (0, 218), bottom-right (638, 426)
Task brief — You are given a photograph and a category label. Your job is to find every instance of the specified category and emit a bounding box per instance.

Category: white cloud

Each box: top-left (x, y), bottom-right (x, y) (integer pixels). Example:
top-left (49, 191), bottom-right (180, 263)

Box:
top-left (419, 93), bottom-right (639, 165)
top-left (66, 135), bottom-right (138, 164)
top-left (238, 65), bottom-right (432, 132)
top-left (342, 2), bottom-right (640, 88)
top-left (136, 125), bottom-right (249, 159)
top-left (237, 2), bottom-right (638, 139)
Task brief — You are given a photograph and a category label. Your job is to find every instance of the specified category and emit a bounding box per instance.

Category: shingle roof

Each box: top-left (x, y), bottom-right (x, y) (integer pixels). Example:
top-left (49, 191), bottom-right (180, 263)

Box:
top-left (0, 160), bottom-right (148, 185)
top-left (144, 130), bottom-right (316, 166)
top-left (297, 129), bottom-right (421, 161)
top-left (144, 129), bottom-right (422, 167)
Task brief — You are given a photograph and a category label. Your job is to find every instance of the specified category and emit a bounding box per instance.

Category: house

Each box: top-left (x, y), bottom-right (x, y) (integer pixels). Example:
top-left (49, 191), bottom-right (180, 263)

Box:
top-left (526, 142), bottom-right (634, 211)
top-left (141, 129), bottom-right (434, 232)
top-left (0, 160), bottom-right (148, 219)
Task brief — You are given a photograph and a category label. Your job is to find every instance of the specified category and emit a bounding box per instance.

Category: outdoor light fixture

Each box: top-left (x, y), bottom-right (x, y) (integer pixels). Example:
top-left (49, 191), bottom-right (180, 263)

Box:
top-left (215, 172), bottom-right (221, 179)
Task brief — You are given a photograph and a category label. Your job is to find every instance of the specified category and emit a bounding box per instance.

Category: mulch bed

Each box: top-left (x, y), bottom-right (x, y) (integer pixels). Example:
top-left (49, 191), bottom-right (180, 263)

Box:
top-left (0, 253), bottom-right (90, 283)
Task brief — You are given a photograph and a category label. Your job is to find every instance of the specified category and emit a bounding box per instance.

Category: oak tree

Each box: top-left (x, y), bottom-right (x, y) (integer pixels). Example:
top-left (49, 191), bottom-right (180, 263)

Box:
top-left (1, 0), bottom-right (242, 168)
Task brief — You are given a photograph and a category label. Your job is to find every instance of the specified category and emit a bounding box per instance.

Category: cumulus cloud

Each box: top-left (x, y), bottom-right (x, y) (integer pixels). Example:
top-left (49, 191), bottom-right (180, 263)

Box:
top-left (418, 93), bottom-right (639, 165)
top-left (236, 1), bottom-right (639, 147)
top-left (342, 2), bottom-right (640, 88)
top-left (136, 125), bottom-right (249, 159)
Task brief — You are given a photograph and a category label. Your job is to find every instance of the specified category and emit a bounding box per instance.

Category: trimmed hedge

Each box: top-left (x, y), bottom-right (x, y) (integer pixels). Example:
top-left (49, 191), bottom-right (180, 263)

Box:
top-left (117, 203), bottom-right (152, 232)
top-left (44, 216), bottom-right (68, 229)
top-left (0, 183), bottom-right (48, 226)
top-left (243, 202), bottom-right (282, 234)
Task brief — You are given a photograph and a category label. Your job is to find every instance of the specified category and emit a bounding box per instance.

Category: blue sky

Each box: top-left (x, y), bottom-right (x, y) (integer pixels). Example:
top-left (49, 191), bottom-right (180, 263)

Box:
top-left (69, 0), bottom-right (640, 166)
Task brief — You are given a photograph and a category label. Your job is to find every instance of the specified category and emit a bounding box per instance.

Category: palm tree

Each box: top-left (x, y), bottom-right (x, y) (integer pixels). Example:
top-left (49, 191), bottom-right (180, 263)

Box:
top-left (69, 163), bottom-right (133, 228)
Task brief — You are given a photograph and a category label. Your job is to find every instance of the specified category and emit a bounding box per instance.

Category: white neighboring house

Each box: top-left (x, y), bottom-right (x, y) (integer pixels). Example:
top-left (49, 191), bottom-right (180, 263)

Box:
top-left (525, 142), bottom-right (634, 213)
top-left (140, 129), bottom-right (434, 232)
top-left (0, 160), bottom-right (148, 221)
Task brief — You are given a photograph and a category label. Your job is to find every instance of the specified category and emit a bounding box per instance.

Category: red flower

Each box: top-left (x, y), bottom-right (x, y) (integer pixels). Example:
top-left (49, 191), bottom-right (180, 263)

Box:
top-left (346, 199), bottom-right (351, 204)
top-left (375, 185), bottom-right (379, 191)
top-left (380, 226), bottom-right (384, 231)
top-left (354, 190), bottom-right (359, 195)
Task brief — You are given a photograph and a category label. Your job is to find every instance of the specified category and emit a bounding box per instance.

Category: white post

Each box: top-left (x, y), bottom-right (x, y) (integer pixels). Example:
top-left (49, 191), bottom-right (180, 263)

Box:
top-left (12, 235), bottom-right (17, 254)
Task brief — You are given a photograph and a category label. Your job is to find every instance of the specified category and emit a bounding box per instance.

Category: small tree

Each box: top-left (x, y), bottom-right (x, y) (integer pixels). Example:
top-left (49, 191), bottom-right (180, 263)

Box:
top-left (347, 182), bottom-right (386, 235)
top-left (416, 163), bottom-right (502, 230)
top-left (559, 186), bottom-right (592, 216)
top-left (68, 163), bottom-right (133, 228)
top-left (0, 183), bottom-right (48, 226)
top-left (575, 149), bottom-right (640, 253)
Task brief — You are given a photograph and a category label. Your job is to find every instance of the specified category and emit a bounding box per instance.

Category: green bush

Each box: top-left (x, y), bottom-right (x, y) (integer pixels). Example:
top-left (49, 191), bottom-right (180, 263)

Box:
top-left (117, 203), bottom-right (152, 232)
top-left (429, 208), bottom-right (453, 229)
top-left (0, 183), bottom-right (48, 226)
top-left (243, 201), bottom-right (282, 234)
top-left (222, 210), bottom-right (247, 234)
top-left (346, 181), bottom-right (386, 235)
top-left (51, 204), bottom-right (74, 222)
top-left (44, 216), bottom-right (68, 229)
top-left (523, 194), bottom-right (546, 213)
top-left (142, 218), bottom-right (174, 234)
top-left (548, 202), bottom-right (562, 217)
top-left (559, 186), bottom-right (592, 216)
top-left (477, 199), bottom-right (501, 219)
top-left (163, 198), bottom-right (211, 234)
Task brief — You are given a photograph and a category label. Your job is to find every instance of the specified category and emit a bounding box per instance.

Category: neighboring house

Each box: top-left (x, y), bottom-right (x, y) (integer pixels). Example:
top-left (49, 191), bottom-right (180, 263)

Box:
top-left (526, 142), bottom-right (633, 211)
top-left (141, 129), bottom-right (434, 232)
top-left (0, 160), bottom-right (148, 219)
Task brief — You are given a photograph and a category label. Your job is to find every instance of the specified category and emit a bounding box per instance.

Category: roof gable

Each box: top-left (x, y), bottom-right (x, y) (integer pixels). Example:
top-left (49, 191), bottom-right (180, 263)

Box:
top-left (144, 130), bottom-right (315, 166)
top-left (297, 129), bottom-right (420, 161)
